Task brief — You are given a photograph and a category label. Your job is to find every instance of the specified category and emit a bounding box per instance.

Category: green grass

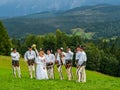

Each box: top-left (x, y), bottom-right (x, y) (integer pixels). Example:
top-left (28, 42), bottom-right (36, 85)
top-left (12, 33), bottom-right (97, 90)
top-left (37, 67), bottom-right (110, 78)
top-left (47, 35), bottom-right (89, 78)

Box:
top-left (0, 55), bottom-right (120, 90)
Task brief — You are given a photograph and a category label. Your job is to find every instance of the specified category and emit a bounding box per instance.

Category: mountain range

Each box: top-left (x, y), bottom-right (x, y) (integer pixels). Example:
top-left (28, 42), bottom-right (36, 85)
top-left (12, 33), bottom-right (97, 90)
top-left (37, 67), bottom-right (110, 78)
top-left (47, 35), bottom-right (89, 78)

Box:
top-left (0, 0), bottom-right (120, 17)
top-left (2, 4), bottom-right (120, 38)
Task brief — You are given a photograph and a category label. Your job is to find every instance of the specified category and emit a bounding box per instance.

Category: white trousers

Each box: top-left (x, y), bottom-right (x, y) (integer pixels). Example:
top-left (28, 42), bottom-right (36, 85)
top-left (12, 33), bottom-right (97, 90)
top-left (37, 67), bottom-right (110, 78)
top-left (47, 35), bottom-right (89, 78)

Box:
top-left (28, 65), bottom-right (35, 79)
top-left (47, 65), bottom-right (54, 79)
top-left (76, 66), bottom-right (86, 82)
top-left (57, 65), bottom-right (63, 80)
top-left (66, 66), bottom-right (73, 80)
top-left (13, 66), bottom-right (21, 78)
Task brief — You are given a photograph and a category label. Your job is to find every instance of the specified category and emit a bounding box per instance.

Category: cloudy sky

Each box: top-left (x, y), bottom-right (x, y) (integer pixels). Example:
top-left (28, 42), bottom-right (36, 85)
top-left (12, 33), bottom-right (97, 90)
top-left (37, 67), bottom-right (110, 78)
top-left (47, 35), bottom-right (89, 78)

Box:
top-left (0, 0), bottom-right (120, 17)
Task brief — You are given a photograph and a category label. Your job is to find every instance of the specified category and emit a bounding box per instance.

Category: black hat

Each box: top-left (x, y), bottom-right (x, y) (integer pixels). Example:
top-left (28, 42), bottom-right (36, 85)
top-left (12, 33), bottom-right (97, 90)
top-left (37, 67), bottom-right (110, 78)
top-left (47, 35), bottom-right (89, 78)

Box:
top-left (28, 46), bottom-right (32, 48)
top-left (80, 45), bottom-right (85, 50)
top-left (76, 45), bottom-right (81, 48)
top-left (47, 49), bottom-right (52, 52)
top-left (13, 48), bottom-right (16, 51)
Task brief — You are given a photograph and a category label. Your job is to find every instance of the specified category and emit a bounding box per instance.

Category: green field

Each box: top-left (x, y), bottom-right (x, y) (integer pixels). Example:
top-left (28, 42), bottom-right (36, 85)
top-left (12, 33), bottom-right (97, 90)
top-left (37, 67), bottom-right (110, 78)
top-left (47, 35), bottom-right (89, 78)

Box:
top-left (0, 56), bottom-right (120, 90)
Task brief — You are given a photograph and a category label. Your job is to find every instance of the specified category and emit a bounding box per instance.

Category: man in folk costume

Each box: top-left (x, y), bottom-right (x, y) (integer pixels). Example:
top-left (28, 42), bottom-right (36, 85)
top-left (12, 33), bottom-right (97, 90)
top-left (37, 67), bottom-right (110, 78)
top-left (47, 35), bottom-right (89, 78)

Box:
top-left (24, 46), bottom-right (36, 79)
top-left (76, 46), bottom-right (87, 82)
top-left (55, 48), bottom-right (64, 80)
top-left (65, 47), bottom-right (74, 80)
top-left (45, 49), bottom-right (55, 79)
top-left (11, 48), bottom-right (21, 78)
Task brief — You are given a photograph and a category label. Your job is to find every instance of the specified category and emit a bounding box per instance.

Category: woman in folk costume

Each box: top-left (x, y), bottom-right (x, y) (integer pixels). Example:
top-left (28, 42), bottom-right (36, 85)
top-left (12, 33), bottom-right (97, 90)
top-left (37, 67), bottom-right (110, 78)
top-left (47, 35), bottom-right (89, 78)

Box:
top-left (33, 46), bottom-right (48, 80)
top-left (11, 48), bottom-right (21, 78)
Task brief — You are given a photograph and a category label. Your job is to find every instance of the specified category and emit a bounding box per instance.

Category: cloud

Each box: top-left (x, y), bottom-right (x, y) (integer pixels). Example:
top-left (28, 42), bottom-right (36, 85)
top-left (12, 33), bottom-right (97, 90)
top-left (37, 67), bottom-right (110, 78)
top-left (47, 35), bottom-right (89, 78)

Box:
top-left (0, 0), bottom-right (15, 5)
top-left (70, 0), bottom-right (86, 8)
top-left (0, 0), bottom-right (120, 17)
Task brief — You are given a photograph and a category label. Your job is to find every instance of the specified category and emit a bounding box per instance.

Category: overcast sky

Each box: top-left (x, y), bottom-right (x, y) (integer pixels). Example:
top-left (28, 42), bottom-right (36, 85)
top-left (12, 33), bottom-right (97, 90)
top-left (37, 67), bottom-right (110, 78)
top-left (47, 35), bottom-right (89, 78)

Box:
top-left (0, 0), bottom-right (120, 17)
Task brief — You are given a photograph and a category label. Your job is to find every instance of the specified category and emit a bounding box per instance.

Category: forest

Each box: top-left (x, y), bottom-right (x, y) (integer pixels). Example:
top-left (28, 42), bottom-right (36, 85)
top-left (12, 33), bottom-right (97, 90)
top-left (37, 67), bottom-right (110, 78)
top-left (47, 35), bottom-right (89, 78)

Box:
top-left (0, 21), bottom-right (120, 77)
top-left (2, 4), bottom-right (120, 38)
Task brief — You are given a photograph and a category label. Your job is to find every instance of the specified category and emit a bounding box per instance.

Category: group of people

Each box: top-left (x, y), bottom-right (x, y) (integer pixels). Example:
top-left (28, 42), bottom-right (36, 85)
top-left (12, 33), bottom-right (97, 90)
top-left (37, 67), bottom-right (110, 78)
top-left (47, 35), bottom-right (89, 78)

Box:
top-left (10, 44), bottom-right (87, 82)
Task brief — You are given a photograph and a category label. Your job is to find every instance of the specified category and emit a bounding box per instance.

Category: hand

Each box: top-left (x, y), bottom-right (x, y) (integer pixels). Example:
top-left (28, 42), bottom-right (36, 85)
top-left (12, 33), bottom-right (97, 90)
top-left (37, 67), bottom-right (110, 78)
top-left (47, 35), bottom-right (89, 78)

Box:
top-left (43, 67), bottom-right (45, 70)
top-left (76, 65), bottom-right (79, 68)
top-left (44, 59), bottom-right (46, 62)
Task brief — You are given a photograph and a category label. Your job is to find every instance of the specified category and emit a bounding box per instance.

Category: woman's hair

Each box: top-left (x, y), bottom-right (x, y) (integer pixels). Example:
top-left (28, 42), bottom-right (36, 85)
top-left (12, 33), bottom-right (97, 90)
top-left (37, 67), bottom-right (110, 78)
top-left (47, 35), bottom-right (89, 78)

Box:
top-left (39, 50), bottom-right (44, 56)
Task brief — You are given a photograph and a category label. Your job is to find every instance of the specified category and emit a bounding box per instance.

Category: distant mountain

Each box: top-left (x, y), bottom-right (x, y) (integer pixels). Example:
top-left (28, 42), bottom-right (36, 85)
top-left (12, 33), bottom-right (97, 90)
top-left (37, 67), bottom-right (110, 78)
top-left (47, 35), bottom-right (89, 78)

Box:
top-left (0, 0), bottom-right (120, 17)
top-left (2, 4), bottom-right (120, 38)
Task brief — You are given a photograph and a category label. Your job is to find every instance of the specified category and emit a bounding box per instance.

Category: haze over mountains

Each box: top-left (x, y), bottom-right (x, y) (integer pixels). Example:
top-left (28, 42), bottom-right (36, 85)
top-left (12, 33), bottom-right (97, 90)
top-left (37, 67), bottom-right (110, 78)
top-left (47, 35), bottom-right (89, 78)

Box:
top-left (2, 4), bottom-right (120, 38)
top-left (0, 0), bottom-right (120, 17)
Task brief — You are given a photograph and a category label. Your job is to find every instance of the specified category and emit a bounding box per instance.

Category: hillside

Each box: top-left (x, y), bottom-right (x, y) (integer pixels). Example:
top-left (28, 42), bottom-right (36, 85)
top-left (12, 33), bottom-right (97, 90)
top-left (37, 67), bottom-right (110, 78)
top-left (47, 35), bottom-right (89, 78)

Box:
top-left (0, 55), bottom-right (120, 90)
top-left (2, 4), bottom-right (120, 38)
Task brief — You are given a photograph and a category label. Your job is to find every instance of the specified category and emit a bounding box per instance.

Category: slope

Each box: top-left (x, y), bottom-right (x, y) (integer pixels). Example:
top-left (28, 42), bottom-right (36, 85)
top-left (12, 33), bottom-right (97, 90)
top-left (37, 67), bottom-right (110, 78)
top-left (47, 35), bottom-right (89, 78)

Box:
top-left (0, 55), bottom-right (120, 90)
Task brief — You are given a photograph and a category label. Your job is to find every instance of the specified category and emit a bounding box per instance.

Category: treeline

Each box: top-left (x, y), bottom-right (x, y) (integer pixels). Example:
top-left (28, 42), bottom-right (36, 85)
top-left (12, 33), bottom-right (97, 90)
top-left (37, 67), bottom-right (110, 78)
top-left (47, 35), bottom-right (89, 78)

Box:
top-left (0, 21), bottom-right (120, 77)
top-left (11, 29), bottom-right (83, 55)
top-left (4, 18), bottom-right (120, 38)
top-left (11, 30), bottom-right (120, 77)
top-left (86, 38), bottom-right (120, 77)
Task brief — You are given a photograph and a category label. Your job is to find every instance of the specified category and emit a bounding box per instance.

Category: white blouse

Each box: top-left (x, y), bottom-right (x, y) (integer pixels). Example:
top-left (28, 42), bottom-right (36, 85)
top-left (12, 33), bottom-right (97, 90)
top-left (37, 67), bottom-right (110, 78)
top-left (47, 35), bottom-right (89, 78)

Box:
top-left (11, 52), bottom-right (20, 61)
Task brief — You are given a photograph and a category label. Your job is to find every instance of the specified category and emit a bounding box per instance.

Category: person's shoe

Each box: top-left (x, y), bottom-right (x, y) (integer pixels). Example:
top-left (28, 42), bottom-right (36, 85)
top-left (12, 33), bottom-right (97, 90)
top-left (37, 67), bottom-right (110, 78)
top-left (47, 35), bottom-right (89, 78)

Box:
top-left (82, 81), bottom-right (86, 83)
top-left (60, 77), bottom-right (63, 80)
top-left (18, 76), bottom-right (21, 78)
top-left (76, 80), bottom-right (81, 82)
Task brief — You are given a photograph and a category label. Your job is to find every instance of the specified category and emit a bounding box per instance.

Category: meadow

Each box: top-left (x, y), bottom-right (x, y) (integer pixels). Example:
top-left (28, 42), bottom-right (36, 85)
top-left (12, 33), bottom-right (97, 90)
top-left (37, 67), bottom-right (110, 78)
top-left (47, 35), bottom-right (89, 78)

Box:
top-left (0, 55), bottom-right (120, 90)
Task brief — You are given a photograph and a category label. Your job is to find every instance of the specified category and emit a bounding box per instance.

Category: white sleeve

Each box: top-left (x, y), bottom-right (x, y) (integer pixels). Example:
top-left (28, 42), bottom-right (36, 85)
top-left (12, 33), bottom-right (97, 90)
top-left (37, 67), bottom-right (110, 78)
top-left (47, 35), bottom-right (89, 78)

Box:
top-left (11, 52), bottom-right (16, 58)
top-left (34, 49), bottom-right (39, 56)
top-left (11, 52), bottom-right (14, 57)
top-left (75, 53), bottom-right (78, 60)
top-left (35, 58), bottom-right (40, 64)
top-left (33, 51), bottom-right (36, 58)
top-left (78, 53), bottom-right (83, 61)
top-left (63, 52), bottom-right (66, 57)
top-left (24, 52), bottom-right (27, 61)
top-left (17, 52), bottom-right (20, 59)
top-left (69, 51), bottom-right (73, 58)
top-left (52, 54), bottom-right (55, 63)
top-left (84, 53), bottom-right (87, 62)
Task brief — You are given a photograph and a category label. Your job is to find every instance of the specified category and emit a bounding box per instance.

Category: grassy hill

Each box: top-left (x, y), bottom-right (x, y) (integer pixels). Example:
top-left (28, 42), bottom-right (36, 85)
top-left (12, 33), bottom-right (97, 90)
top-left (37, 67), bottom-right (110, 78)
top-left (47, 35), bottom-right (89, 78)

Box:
top-left (2, 4), bottom-right (120, 38)
top-left (0, 55), bottom-right (120, 90)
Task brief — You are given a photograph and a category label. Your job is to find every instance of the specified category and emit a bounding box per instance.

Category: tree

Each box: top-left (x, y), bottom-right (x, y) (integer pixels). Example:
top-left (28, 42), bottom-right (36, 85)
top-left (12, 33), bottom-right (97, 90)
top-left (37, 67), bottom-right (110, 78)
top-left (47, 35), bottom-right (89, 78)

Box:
top-left (55, 29), bottom-right (68, 49)
top-left (23, 34), bottom-right (44, 54)
top-left (100, 53), bottom-right (119, 76)
top-left (56, 29), bottom-right (63, 48)
top-left (86, 43), bottom-right (101, 71)
top-left (0, 21), bottom-right (12, 55)
top-left (43, 33), bottom-right (57, 52)
top-left (11, 38), bottom-right (21, 52)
